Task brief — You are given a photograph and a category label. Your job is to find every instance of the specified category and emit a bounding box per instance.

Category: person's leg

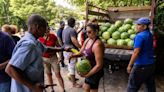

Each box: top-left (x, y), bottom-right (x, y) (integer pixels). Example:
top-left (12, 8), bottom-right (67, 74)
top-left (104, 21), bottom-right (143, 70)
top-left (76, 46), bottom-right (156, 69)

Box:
top-left (55, 72), bottom-right (65, 92)
top-left (144, 65), bottom-right (156, 92)
top-left (68, 59), bottom-right (81, 88)
top-left (43, 58), bottom-right (54, 92)
top-left (0, 81), bottom-right (11, 92)
top-left (84, 71), bottom-right (103, 92)
top-left (127, 66), bottom-right (144, 92)
top-left (60, 52), bottom-right (65, 67)
top-left (145, 76), bottom-right (156, 92)
top-left (83, 83), bottom-right (90, 92)
top-left (65, 52), bottom-right (81, 87)
top-left (51, 55), bottom-right (65, 92)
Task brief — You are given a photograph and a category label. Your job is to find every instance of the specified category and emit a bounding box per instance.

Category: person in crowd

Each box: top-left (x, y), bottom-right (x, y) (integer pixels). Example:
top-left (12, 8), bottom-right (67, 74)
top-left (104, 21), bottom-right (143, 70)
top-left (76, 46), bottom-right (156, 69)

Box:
top-left (80, 17), bottom-right (98, 45)
top-left (57, 21), bottom-right (65, 67)
top-left (127, 17), bottom-right (156, 92)
top-left (1, 24), bottom-right (12, 35)
top-left (88, 17), bottom-right (98, 25)
top-left (0, 30), bottom-right (15, 92)
top-left (62, 17), bottom-right (82, 88)
top-left (10, 25), bottom-right (20, 44)
top-left (69, 23), bottom-right (104, 92)
top-left (2, 24), bottom-right (20, 44)
top-left (5, 14), bottom-right (68, 92)
top-left (39, 29), bottom-right (65, 92)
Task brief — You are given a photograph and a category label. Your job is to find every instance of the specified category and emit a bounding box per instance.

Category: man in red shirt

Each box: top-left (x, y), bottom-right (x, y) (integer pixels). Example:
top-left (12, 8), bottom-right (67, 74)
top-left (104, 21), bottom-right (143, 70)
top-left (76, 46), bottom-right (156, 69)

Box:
top-left (39, 29), bottom-right (65, 92)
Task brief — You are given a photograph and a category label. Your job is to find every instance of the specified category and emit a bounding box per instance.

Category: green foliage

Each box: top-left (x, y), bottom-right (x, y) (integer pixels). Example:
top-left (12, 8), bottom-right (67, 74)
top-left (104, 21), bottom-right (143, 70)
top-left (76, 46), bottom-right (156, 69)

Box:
top-left (67, 0), bottom-right (151, 10)
top-left (0, 0), bottom-right (82, 30)
top-left (0, 0), bottom-right (11, 26)
top-left (154, 0), bottom-right (164, 32)
top-left (9, 0), bottom-right (57, 25)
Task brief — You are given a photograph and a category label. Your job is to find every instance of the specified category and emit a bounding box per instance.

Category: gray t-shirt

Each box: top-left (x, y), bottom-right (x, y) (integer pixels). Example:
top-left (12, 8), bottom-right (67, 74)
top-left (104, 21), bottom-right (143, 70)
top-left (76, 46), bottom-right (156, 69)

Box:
top-left (62, 26), bottom-right (77, 49)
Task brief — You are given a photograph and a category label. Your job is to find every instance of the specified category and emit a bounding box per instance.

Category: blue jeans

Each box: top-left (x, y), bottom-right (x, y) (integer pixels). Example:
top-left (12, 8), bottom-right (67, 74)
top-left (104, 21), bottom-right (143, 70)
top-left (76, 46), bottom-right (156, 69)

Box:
top-left (0, 81), bottom-right (11, 92)
top-left (127, 64), bottom-right (156, 92)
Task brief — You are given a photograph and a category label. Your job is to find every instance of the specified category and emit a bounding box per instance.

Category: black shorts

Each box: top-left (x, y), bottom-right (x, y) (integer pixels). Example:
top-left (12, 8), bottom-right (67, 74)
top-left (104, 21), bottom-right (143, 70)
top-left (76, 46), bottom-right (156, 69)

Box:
top-left (85, 69), bottom-right (104, 89)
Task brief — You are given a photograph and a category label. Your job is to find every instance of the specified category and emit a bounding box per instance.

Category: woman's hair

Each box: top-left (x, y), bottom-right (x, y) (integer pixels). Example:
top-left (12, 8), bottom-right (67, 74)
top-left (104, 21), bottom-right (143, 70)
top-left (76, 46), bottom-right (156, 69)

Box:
top-left (2, 24), bottom-right (12, 32)
top-left (10, 25), bottom-right (18, 34)
top-left (87, 23), bottom-right (99, 32)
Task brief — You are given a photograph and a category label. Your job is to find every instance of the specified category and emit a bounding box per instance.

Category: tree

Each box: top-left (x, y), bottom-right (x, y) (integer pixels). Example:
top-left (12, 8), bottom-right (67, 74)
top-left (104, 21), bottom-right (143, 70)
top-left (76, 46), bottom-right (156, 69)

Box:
top-left (67, 0), bottom-right (151, 10)
top-left (9, 0), bottom-right (58, 26)
top-left (154, 0), bottom-right (164, 33)
top-left (0, 0), bottom-right (11, 26)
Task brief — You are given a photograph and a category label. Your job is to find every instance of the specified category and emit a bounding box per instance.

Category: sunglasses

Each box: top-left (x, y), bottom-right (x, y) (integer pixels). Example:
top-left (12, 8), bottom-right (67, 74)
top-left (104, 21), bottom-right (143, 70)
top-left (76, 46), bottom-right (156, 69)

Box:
top-left (86, 31), bottom-right (92, 34)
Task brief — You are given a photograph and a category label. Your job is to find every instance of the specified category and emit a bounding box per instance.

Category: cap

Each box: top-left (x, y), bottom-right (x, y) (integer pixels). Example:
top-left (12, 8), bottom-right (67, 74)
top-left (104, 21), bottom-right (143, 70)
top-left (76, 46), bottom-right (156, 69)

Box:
top-left (135, 17), bottom-right (151, 25)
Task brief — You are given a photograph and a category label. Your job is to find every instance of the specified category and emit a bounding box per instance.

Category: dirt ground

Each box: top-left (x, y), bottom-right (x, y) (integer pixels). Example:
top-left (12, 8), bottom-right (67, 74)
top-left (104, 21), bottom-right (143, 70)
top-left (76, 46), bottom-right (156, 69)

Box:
top-left (44, 65), bottom-right (164, 92)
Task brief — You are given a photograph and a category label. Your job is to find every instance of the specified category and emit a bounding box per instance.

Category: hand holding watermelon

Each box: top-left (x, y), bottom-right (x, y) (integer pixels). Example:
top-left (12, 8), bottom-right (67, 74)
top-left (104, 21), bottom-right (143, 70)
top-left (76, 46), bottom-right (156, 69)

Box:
top-left (76, 59), bottom-right (92, 76)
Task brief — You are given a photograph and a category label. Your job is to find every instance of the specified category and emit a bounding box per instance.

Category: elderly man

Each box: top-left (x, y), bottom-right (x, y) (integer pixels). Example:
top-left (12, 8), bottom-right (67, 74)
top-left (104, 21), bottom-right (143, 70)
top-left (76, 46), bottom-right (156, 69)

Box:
top-left (5, 14), bottom-right (67, 92)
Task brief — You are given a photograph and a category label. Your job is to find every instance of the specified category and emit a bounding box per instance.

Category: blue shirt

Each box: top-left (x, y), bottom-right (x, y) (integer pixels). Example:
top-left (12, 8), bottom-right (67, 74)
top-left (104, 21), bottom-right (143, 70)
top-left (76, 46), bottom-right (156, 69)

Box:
top-left (9, 32), bottom-right (46, 92)
top-left (57, 28), bottom-right (63, 43)
top-left (0, 31), bottom-right (15, 83)
top-left (134, 29), bottom-right (154, 65)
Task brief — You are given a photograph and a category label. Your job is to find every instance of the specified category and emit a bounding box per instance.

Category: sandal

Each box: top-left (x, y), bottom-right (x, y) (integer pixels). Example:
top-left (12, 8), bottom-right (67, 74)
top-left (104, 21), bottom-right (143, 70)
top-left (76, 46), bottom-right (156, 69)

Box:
top-left (67, 76), bottom-right (79, 82)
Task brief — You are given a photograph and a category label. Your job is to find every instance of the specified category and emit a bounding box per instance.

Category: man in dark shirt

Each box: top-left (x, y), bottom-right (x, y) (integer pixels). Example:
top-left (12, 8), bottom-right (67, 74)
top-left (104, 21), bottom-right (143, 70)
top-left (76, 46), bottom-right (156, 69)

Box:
top-left (0, 31), bottom-right (15, 92)
top-left (57, 21), bottom-right (65, 45)
top-left (57, 21), bottom-right (65, 67)
top-left (62, 18), bottom-right (81, 88)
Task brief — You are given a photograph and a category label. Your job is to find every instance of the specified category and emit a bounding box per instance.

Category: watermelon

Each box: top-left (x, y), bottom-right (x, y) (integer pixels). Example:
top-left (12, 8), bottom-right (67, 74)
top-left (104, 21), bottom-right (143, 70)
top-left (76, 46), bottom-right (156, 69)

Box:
top-left (112, 31), bottom-right (121, 40)
top-left (101, 39), bottom-right (106, 43)
top-left (102, 31), bottom-right (110, 40)
top-left (100, 26), bottom-right (108, 32)
top-left (121, 32), bottom-right (129, 39)
top-left (123, 24), bottom-right (132, 31)
top-left (128, 29), bottom-right (136, 34)
top-left (107, 38), bottom-right (117, 45)
top-left (131, 25), bottom-right (136, 30)
top-left (76, 59), bottom-right (91, 75)
top-left (107, 25), bottom-right (117, 34)
top-left (104, 23), bottom-right (111, 28)
top-left (130, 34), bottom-right (136, 40)
top-left (117, 39), bottom-right (126, 46)
top-left (118, 26), bottom-right (126, 33)
top-left (98, 31), bottom-right (102, 36)
top-left (125, 38), bottom-right (132, 43)
top-left (124, 18), bottom-right (133, 24)
top-left (115, 20), bottom-right (122, 28)
top-left (127, 40), bottom-right (134, 47)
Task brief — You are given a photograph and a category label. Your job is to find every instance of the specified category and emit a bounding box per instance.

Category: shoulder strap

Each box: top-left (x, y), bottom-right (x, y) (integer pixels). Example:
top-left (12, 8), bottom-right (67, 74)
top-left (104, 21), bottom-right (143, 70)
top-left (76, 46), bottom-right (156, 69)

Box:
top-left (77, 27), bottom-right (84, 34)
top-left (90, 37), bottom-right (99, 49)
top-left (84, 38), bottom-right (90, 48)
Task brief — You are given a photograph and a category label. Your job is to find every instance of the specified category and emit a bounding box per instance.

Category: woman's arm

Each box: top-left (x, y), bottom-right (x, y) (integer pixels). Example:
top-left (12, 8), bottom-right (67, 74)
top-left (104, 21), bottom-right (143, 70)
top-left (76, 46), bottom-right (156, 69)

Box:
top-left (85, 40), bottom-right (104, 77)
top-left (70, 38), bottom-right (90, 59)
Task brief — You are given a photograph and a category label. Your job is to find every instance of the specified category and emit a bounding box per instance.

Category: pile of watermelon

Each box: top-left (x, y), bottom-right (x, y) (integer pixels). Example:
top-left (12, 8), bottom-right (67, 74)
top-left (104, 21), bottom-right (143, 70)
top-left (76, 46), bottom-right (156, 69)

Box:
top-left (99, 18), bottom-right (136, 47)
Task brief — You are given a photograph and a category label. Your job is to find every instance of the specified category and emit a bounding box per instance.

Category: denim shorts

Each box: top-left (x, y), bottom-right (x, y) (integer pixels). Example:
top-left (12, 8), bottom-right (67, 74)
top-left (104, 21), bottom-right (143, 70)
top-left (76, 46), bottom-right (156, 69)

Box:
top-left (0, 81), bottom-right (11, 92)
